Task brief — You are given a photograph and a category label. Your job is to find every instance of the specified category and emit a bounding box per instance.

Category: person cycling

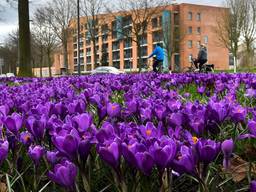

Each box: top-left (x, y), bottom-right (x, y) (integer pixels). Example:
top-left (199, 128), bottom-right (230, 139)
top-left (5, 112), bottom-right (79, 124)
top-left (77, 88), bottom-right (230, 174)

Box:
top-left (194, 44), bottom-right (208, 72)
top-left (148, 43), bottom-right (164, 72)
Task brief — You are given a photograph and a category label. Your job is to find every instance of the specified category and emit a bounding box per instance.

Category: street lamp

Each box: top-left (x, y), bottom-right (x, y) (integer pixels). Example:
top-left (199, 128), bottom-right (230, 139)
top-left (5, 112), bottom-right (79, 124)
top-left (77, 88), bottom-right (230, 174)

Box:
top-left (77, 0), bottom-right (81, 75)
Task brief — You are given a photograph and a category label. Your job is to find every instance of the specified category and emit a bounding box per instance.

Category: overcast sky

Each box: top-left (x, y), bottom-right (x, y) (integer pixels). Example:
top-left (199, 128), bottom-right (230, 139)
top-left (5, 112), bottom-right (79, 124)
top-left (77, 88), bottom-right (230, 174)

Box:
top-left (0, 0), bottom-right (223, 44)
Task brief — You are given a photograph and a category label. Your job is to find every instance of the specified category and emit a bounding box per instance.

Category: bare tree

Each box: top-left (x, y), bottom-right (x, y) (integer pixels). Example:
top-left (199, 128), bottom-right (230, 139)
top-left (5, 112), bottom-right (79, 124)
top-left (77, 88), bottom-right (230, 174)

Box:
top-left (80, 0), bottom-right (106, 69)
top-left (0, 30), bottom-right (19, 74)
top-left (241, 0), bottom-right (256, 69)
top-left (213, 0), bottom-right (246, 72)
top-left (33, 8), bottom-right (58, 77)
top-left (42, 0), bottom-right (76, 74)
top-left (107, 0), bottom-right (170, 72)
top-left (31, 8), bottom-right (58, 77)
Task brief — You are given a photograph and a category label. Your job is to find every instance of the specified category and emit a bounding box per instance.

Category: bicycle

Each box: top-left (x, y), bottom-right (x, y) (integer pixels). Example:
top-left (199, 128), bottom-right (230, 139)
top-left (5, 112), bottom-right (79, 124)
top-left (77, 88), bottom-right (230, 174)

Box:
top-left (182, 58), bottom-right (214, 73)
top-left (147, 57), bottom-right (163, 73)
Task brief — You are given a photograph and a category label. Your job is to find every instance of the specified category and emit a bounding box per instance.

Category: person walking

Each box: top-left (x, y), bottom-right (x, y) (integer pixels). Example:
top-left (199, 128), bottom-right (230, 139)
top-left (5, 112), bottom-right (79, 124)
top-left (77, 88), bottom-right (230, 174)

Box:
top-left (194, 44), bottom-right (208, 72)
top-left (148, 43), bottom-right (164, 72)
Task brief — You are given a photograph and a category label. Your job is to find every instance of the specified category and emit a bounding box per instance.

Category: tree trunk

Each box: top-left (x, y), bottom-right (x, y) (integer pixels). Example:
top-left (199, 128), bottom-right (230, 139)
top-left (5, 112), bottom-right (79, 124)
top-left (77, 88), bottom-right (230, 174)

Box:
top-left (136, 42), bottom-right (142, 72)
top-left (92, 39), bottom-right (97, 69)
top-left (47, 50), bottom-right (52, 77)
top-left (18, 0), bottom-right (32, 77)
top-left (62, 29), bottom-right (68, 74)
top-left (40, 46), bottom-right (43, 78)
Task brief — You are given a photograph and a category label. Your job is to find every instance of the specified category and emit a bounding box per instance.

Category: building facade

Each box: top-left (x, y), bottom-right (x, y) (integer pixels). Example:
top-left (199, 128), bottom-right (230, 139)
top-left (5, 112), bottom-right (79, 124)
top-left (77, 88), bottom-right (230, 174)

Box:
top-left (53, 3), bottom-right (230, 74)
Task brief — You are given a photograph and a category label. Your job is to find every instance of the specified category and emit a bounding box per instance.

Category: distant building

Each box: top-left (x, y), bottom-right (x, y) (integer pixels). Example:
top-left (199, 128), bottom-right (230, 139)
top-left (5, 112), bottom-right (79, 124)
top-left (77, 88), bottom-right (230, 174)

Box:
top-left (52, 3), bottom-right (230, 74)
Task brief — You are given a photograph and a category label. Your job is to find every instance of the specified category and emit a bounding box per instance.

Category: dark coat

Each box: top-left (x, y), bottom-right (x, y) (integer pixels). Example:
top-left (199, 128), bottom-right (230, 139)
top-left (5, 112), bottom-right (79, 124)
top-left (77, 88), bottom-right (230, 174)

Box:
top-left (197, 47), bottom-right (207, 61)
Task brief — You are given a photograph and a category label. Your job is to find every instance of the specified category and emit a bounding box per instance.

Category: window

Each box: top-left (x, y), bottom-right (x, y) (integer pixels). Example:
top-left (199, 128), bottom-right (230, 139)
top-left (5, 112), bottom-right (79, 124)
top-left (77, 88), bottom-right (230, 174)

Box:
top-left (197, 27), bottom-right (201, 34)
top-left (124, 38), bottom-right (132, 48)
top-left (86, 39), bottom-right (91, 46)
top-left (123, 16), bottom-right (132, 27)
top-left (86, 56), bottom-right (91, 64)
top-left (139, 34), bottom-right (147, 45)
top-left (102, 43), bottom-right (108, 52)
top-left (152, 18), bottom-right (158, 28)
top-left (112, 41), bottom-right (120, 50)
top-left (95, 45), bottom-right (99, 53)
top-left (188, 26), bottom-right (192, 34)
top-left (197, 41), bottom-right (201, 49)
top-left (79, 50), bottom-right (84, 57)
top-left (159, 16), bottom-right (162, 27)
top-left (124, 49), bottom-right (132, 59)
top-left (174, 13), bottom-right (179, 25)
top-left (73, 44), bottom-right (77, 49)
top-left (102, 24), bottom-right (109, 34)
top-left (187, 40), bottom-right (193, 48)
top-left (112, 51), bottom-right (120, 60)
top-left (196, 13), bottom-right (201, 21)
top-left (204, 36), bottom-right (208, 44)
top-left (141, 46), bottom-right (148, 57)
top-left (86, 48), bottom-right (91, 56)
top-left (113, 61), bottom-right (120, 69)
top-left (188, 12), bottom-right (193, 20)
top-left (80, 57), bottom-right (84, 64)
top-left (102, 34), bottom-right (108, 42)
top-left (112, 21), bottom-right (117, 39)
top-left (79, 42), bottom-right (83, 48)
top-left (153, 31), bottom-right (163, 42)
top-left (123, 26), bottom-right (132, 37)
top-left (73, 51), bottom-right (77, 57)
top-left (188, 54), bottom-right (193, 62)
top-left (124, 60), bottom-right (133, 69)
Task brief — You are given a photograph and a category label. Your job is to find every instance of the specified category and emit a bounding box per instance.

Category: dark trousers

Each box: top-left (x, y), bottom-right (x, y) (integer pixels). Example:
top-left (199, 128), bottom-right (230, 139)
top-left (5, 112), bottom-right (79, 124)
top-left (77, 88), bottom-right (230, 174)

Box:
top-left (153, 59), bottom-right (163, 72)
top-left (194, 59), bottom-right (207, 71)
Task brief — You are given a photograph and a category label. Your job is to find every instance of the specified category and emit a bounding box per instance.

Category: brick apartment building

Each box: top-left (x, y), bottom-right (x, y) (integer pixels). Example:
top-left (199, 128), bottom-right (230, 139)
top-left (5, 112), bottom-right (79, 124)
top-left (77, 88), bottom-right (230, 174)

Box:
top-left (53, 3), bottom-right (229, 75)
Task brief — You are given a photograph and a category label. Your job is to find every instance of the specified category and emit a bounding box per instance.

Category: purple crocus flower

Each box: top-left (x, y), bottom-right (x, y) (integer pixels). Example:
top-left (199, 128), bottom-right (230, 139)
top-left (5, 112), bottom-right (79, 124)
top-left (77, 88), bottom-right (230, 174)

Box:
top-left (196, 139), bottom-right (221, 164)
top-left (250, 180), bottom-right (256, 192)
top-left (140, 107), bottom-right (152, 121)
top-left (78, 140), bottom-right (92, 161)
top-left (107, 103), bottom-right (121, 117)
top-left (4, 113), bottom-right (23, 135)
top-left (52, 129), bottom-right (80, 160)
top-left (197, 86), bottom-right (206, 95)
top-left (135, 151), bottom-right (154, 175)
top-left (230, 105), bottom-right (247, 123)
top-left (126, 99), bottom-right (138, 114)
top-left (28, 145), bottom-right (44, 165)
top-left (172, 145), bottom-right (196, 174)
top-left (97, 141), bottom-right (120, 169)
top-left (0, 140), bottom-right (9, 165)
top-left (20, 131), bottom-right (33, 146)
top-left (140, 122), bottom-right (157, 139)
top-left (221, 139), bottom-right (234, 170)
top-left (248, 120), bottom-right (256, 136)
top-left (46, 151), bottom-right (59, 165)
top-left (72, 113), bottom-right (93, 132)
top-left (121, 141), bottom-right (146, 168)
top-left (48, 160), bottom-right (77, 189)
top-left (26, 115), bottom-right (47, 141)
top-left (149, 138), bottom-right (177, 170)
top-left (154, 105), bottom-right (166, 120)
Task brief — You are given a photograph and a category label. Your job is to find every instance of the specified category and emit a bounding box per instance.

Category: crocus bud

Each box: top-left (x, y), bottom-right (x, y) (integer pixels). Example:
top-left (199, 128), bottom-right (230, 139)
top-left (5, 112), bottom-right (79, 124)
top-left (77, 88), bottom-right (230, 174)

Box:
top-left (28, 145), bottom-right (44, 165)
top-left (0, 140), bottom-right (9, 165)
top-left (221, 139), bottom-right (234, 169)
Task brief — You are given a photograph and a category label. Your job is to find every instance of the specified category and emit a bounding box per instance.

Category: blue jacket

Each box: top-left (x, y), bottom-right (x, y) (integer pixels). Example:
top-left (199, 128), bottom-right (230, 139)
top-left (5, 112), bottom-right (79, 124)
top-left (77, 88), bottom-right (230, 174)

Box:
top-left (148, 46), bottom-right (164, 61)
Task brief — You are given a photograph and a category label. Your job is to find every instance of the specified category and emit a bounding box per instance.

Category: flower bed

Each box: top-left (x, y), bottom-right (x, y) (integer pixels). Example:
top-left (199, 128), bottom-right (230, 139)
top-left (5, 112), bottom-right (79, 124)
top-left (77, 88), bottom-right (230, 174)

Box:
top-left (0, 73), bottom-right (256, 191)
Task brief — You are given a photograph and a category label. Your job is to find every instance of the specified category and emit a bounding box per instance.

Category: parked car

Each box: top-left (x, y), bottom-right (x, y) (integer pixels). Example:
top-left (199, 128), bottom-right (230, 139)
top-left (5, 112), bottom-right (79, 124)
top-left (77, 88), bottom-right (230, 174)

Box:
top-left (0, 74), bottom-right (7, 78)
top-left (91, 66), bottom-right (124, 75)
top-left (6, 73), bottom-right (15, 77)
